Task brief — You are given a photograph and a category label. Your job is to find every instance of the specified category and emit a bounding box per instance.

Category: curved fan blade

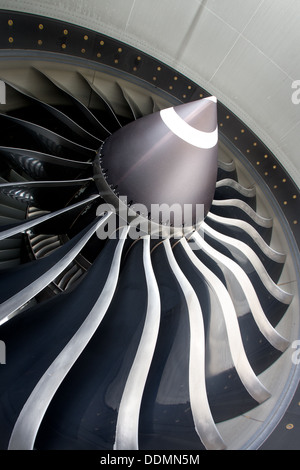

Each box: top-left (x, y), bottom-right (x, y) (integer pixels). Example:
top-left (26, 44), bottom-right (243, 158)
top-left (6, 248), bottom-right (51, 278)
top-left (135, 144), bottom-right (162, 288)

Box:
top-left (0, 147), bottom-right (93, 181)
top-left (0, 213), bottom-right (111, 324)
top-left (0, 194), bottom-right (99, 241)
top-left (0, 114), bottom-right (95, 161)
top-left (0, 61), bottom-right (295, 452)
top-left (2, 80), bottom-right (102, 148)
top-left (0, 178), bottom-right (94, 209)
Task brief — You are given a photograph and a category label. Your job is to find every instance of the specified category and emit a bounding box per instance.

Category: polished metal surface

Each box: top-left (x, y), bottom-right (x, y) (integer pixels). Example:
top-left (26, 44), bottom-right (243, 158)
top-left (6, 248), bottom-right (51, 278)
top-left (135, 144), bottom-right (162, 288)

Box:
top-left (202, 221), bottom-right (293, 305)
top-left (163, 238), bottom-right (226, 450)
top-left (8, 225), bottom-right (129, 450)
top-left (101, 98), bottom-right (218, 226)
top-left (0, 194), bottom-right (99, 241)
top-left (191, 231), bottom-right (289, 352)
top-left (115, 235), bottom-right (160, 450)
top-left (0, 213), bottom-right (112, 324)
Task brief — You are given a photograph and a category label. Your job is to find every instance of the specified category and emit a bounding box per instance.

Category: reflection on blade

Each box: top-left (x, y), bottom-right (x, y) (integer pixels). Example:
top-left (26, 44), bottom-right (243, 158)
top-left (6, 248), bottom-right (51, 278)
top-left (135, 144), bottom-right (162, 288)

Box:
top-left (115, 235), bottom-right (161, 450)
top-left (191, 231), bottom-right (290, 352)
top-left (0, 147), bottom-right (92, 181)
top-left (0, 194), bottom-right (99, 241)
top-left (202, 222), bottom-right (293, 304)
top-left (179, 237), bottom-right (271, 405)
top-left (0, 213), bottom-right (111, 324)
top-left (8, 225), bottom-right (129, 450)
top-left (163, 238), bottom-right (226, 450)
top-left (206, 212), bottom-right (285, 263)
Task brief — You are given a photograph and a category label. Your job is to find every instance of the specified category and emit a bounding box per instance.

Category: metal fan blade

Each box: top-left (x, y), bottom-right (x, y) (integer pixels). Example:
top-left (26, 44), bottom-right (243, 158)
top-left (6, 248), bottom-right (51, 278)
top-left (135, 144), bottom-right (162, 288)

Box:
top-left (202, 221), bottom-right (293, 306)
top-left (0, 213), bottom-right (112, 324)
top-left (0, 147), bottom-right (93, 181)
top-left (0, 178), bottom-right (94, 209)
top-left (178, 237), bottom-right (271, 405)
top-left (214, 178), bottom-right (256, 209)
top-left (7, 225), bottom-right (129, 450)
top-left (206, 211), bottom-right (285, 281)
top-left (0, 114), bottom-right (95, 162)
top-left (163, 238), bottom-right (226, 450)
top-left (115, 235), bottom-right (160, 450)
top-left (0, 194), bottom-right (99, 241)
top-left (191, 231), bottom-right (289, 352)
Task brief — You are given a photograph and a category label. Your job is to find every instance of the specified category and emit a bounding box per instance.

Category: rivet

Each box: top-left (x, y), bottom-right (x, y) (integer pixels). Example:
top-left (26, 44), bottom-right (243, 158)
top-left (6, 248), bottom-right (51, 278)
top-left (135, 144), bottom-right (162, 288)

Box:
top-left (286, 424), bottom-right (294, 430)
top-left (133, 66), bottom-right (137, 71)
top-left (81, 48), bottom-right (86, 54)
top-left (8, 37), bottom-right (14, 43)
top-left (157, 66), bottom-right (161, 71)
top-left (114, 59), bottom-right (119, 64)
top-left (100, 40), bottom-right (105, 46)
top-left (293, 195), bottom-right (297, 199)
top-left (84, 34), bottom-right (89, 40)
top-left (39, 24), bottom-right (44, 30)
top-left (273, 165), bottom-right (277, 169)
top-left (284, 201), bottom-right (288, 205)
top-left (174, 76), bottom-right (178, 81)
top-left (8, 19), bottom-right (13, 26)
top-left (153, 76), bottom-right (157, 81)
top-left (199, 93), bottom-right (203, 98)
top-left (282, 178), bottom-right (287, 183)
top-left (137, 56), bottom-right (142, 61)
top-left (63, 29), bottom-right (68, 35)
top-left (274, 185), bottom-right (278, 189)
top-left (256, 161), bottom-right (260, 165)
top-left (38, 39), bottom-right (43, 46)
top-left (253, 142), bottom-right (257, 146)
top-left (234, 137), bottom-right (238, 140)
top-left (118, 47), bottom-right (122, 53)
top-left (241, 129), bottom-right (245, 133)
top-left (169, 85), bottom-right (173, 90)
top-left (226, 115), bottom-right (230, 119)
top-left (264, 172), bottom-right (268, 176)
top-left (183, 94), bottom-right (187, 99)
top-left (294, 220), bottom-right (298, 225)
top-left (264, 154), bottom-right (268, 159)
top-left (61, 43), bottom-right (67, 49)
top-left (97, 52), bottom-right (101, 58)
top-left (188, 85), bottom-right (192, 90)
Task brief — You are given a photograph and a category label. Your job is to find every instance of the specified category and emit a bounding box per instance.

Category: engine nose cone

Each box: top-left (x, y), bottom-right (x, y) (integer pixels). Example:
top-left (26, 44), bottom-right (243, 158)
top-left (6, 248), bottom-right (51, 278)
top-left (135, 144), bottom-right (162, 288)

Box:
top-left (101, 97), bottom-right (218, 228)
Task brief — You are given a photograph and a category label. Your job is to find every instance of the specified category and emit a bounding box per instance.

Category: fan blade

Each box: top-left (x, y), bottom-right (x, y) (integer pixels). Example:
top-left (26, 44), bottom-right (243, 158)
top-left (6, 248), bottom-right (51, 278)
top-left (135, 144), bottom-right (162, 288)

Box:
top-left (191, 231), bottom-right (289, 352)
top-left (162, 238), bottom-right (226, 450)
top-left (2, 80), bottom-right (102, 148)
top-left (7, 225), bottom-right (129, 450)
top-left (178, 237), bottom-right (271, 404)
top-left (211, 198), bottom-right (273, 241)
top-left (202, 221), bottom-right (292, 305)
top-left (0, 178), bottom-right (94, 209)
top-left (0, 147), bottom-right (93, 181)
top-left (0, 194), bottom-right (99, 241)
top-left (0, 212), bottom-right (112, 324)
top-left (0, 114), bottom-right (95, 162)
top-left (114, 235), bottom-right (160, 450)
top-left (214, 178), bottom-right (256, 209)
top-left (206, 211), bottom-right (285, 281)
top-left (77, 73), bottom-right (122, 131)
top-left (31, 68), bottom-right (109, 138)
top-left (217, 159), bottom-right (237, 181)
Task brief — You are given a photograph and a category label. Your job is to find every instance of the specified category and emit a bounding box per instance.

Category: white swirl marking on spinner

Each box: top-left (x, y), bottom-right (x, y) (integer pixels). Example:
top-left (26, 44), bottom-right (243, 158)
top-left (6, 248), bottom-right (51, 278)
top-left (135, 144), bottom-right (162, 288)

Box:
top-left (160, 97), bottom-right (218, 150)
